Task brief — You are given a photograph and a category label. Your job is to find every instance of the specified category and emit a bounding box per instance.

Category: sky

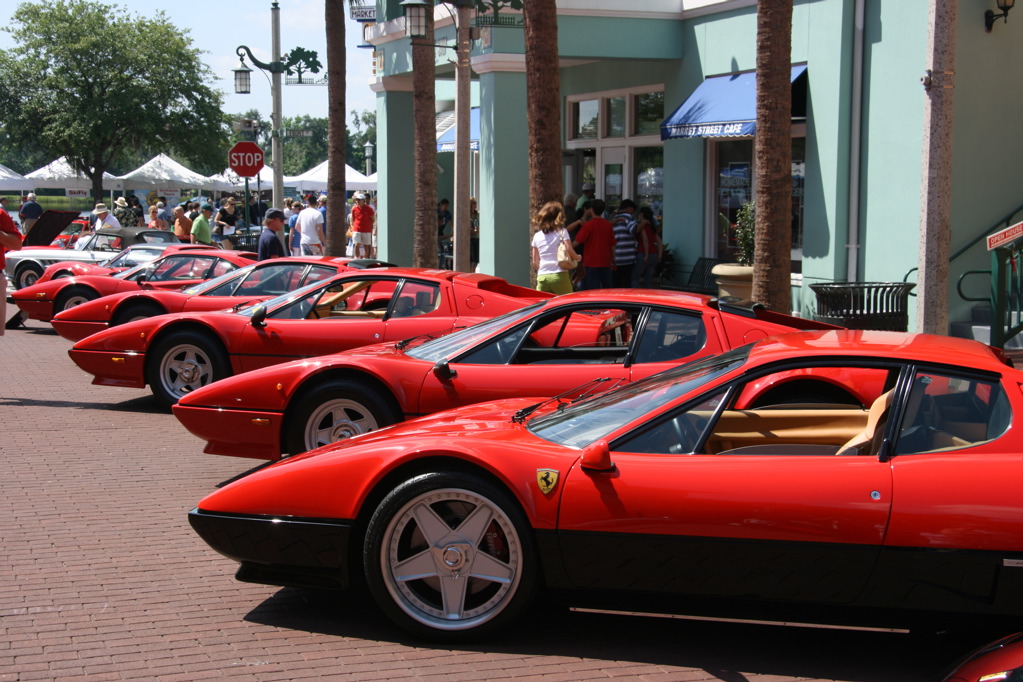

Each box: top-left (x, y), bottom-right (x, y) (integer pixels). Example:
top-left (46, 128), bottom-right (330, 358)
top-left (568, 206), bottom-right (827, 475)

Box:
top-left (0, 0), bottom-right (378, 122)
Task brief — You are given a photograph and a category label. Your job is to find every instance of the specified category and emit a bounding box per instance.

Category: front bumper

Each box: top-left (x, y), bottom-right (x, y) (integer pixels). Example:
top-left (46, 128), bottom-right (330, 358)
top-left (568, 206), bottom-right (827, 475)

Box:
top-left (51, 318), bottom-right (108, 342)
top-left (188, 508), bottom-right (352, 590)
top-left (13, 298), bottom-right (56, 322)
top-left (172, 404), bottom-right (285, 460)
top-left (67, 348), bottom-right (147, 388)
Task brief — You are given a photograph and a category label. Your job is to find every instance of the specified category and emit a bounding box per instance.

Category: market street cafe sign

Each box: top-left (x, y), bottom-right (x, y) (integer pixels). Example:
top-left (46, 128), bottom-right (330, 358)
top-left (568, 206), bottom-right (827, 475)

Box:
top-left (987, 220), bottom-right (1023, 250)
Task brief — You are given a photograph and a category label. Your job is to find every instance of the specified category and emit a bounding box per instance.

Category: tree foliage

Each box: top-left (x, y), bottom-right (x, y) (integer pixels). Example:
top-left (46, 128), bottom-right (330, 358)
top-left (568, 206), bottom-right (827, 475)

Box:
top-left (0, 0), bottom-right (226, 200)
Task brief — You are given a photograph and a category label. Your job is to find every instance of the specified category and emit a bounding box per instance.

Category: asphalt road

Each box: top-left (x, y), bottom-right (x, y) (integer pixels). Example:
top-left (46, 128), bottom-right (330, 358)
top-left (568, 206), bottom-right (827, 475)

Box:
top-left (0, 318), bottom-right (1008, 681)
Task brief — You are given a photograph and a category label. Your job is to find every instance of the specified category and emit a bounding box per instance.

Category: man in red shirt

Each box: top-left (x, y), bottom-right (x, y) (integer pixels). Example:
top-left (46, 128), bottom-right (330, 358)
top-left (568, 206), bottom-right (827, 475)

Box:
top-left (350, 192), bottom-right (375, 258)
top-left (572, 199), bottom-right (615, 290)
top-left (0, 201), bottom-right (24, 335)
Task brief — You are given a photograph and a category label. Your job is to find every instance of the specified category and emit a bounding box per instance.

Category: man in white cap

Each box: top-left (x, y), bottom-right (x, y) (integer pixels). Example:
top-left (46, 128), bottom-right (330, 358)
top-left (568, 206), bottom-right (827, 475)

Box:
top-left (350, 192), bottom-right (375, 258)
top-left (19, 192), bottom-right (42, 236)
top-left (575, 182), bottom-right (596, 212)
top-left (112, 196), bottom-right (137, 227)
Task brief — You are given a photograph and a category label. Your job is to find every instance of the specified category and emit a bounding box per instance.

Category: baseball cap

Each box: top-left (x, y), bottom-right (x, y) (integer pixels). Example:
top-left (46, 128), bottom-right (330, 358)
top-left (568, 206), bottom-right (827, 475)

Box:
top-left (264, 208), bottom-right (286, 221)
top-left (200, 203), bottom-right (213, 212)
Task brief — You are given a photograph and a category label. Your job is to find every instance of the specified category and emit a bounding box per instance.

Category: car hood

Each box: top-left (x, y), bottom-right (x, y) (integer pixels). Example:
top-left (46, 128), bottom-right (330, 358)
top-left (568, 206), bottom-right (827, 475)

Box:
top-left (22, 210), bottom-right (83, 247)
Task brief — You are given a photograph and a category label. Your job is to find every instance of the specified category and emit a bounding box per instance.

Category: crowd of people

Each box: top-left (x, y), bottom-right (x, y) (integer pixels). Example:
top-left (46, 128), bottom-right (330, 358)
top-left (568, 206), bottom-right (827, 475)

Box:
top-left (530, 188), bottom-right (664, 295)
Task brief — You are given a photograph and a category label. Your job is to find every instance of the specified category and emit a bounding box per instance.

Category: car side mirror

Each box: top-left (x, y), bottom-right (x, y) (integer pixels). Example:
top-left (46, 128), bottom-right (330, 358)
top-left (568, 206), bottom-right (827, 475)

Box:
top-left (135, 272), bottom-right (147, 283)
top-left (580, 439), bottom-right (615, 472)
top-left (251, 305), bottom-right (268, 328)
top-left (432, 360), bottom-right (457, 381)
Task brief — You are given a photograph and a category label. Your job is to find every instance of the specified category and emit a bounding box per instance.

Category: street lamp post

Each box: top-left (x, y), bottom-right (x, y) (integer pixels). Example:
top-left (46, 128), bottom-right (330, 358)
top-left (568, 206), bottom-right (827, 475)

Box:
top-left (402, 0), bottom-right (475, 272)
top-left (233, 1), bottom-right (321, 212)
top-left (364, 140), bottom-right (375, 177)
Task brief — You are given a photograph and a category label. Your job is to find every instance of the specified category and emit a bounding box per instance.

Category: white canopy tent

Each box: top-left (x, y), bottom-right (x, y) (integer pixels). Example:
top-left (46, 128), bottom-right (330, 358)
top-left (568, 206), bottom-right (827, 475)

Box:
top-left (0, 162), bottom-right (34, 191)
top-left (209, 166), bottom-right (303, 193)
top-left (117, 153), bottom-right (212, 190)
top-left (290, 161), bottom-right (376, 193)
top-left (25, 157), bottom-right (123, 190)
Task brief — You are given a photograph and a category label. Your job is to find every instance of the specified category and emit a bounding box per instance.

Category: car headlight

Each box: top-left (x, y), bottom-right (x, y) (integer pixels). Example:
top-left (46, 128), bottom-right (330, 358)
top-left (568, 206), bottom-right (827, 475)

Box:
top-left (980, 670), bottom-right (1023, 681)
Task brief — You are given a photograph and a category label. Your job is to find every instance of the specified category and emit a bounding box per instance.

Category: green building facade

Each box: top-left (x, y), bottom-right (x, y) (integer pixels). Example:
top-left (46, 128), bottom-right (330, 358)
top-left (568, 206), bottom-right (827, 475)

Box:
top-left (364, 0), bottom-right (1023, 332)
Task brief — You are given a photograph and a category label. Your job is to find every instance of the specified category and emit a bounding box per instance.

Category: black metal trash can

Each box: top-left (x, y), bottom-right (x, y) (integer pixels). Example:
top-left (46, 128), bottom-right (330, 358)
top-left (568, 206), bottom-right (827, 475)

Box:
top-left (809, 282), bottom-right (916, 331)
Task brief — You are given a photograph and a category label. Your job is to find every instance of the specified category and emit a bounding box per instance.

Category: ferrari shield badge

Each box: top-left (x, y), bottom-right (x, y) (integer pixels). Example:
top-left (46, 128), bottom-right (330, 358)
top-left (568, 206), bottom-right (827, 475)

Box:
top-left (536, 468), bottom-right (559, 494)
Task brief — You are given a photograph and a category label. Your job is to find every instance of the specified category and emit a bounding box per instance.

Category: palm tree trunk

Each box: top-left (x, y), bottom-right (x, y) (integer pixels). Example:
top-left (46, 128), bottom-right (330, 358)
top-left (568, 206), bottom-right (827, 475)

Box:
top-left (412, 12), bottom-right (438, 267)
top-left (752, 0), bottom-right (793, 313)
top-left (324, 0), bottom-right (348, 256)
top-left (522, 0), bottom-right (562, 217)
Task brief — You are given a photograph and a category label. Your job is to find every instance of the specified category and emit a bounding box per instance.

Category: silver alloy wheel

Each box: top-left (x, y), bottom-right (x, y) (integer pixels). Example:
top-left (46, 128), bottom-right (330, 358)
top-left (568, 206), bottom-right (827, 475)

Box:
top-left (16, 266), bottom-right (41, 289)
top-left (379, 487), bottom-right (522, 631)
top-left (58, 291), bottom-right (94, 312)
top-left (157, 342), bottom-right (216, 399)
top-left (302, 397), bottom-right (381, 450)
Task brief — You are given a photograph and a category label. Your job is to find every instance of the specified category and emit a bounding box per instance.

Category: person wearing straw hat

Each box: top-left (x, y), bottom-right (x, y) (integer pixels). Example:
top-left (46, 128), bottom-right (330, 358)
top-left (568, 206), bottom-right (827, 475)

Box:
top-left (92, 203), bottom-right (121, 230)
top-left (113, 196), bottom-right (137, 227)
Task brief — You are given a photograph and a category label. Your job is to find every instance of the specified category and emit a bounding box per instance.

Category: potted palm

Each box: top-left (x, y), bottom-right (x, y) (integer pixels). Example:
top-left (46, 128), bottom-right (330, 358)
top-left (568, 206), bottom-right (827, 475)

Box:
top-left (712, 200), bottom-right (756, 300)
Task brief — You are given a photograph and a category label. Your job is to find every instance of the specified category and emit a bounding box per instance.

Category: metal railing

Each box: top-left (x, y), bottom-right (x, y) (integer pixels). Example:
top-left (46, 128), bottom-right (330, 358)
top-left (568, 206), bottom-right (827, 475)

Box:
top-left (906, 201), bottom-right (1023, 348)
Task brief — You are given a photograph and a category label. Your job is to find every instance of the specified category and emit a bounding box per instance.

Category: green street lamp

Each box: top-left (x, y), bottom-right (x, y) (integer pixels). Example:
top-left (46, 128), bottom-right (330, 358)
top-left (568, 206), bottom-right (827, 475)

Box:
top-left (232, 1), bottom-right (321, 212)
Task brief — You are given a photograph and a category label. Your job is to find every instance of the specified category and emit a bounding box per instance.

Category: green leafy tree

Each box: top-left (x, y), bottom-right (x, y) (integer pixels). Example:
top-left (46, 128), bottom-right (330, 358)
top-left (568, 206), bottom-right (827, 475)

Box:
top-left (0, 0), bottom-right (226, 201)
top-left (346, 109), bottom-right (376, 175)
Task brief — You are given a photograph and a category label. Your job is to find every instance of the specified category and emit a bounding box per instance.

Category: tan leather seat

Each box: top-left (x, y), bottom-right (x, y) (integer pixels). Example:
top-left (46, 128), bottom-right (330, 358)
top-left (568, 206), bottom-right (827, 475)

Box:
top-left (836, 389), bottom-right (894, 456)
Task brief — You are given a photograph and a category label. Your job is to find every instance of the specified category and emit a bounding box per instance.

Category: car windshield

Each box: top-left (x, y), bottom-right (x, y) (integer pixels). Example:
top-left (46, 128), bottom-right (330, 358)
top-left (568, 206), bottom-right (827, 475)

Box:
top-left (405, 302), bottom-right (547, 362)
top-left (180, 263), bottom-right (256, 295)
top-left (112, 261), bottom-right (149, 280)
top-left (235, 277), bottom-right (330, 318)
top-left (101, 248), bottom-right (162, 269)
top-left (527, 345), bottom-right (751, 449)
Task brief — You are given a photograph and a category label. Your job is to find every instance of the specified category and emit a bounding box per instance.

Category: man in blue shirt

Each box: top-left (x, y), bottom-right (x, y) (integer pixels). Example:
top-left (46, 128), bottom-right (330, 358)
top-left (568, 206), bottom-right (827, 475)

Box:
top-left (19, 193), bottom-right (43, 236)
top-left (257, 208), bottom-right (286, 261)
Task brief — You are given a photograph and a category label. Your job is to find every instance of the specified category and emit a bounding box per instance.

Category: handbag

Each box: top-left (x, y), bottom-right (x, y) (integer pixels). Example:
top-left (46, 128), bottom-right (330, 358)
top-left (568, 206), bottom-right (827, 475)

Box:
top-left (556, 232), bottom-right (579, 270)
top-left (557, 241), bottom-right (580, 270)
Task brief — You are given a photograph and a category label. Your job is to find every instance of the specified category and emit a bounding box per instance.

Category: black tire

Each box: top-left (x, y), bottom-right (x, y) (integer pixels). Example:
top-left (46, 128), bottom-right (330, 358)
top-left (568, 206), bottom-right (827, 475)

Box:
top-left (145, 329), bottom-right (229, 407)
top-left (363, 472), bottom-right (538, 641)
top-left (111, 301), bottom-right (166, 327)
top-left (284, 378), bottom-right (400, 456)
top-left (15, 263), bottom-right (43, 289)
top-left (54, 286), bottom-right (99, 314)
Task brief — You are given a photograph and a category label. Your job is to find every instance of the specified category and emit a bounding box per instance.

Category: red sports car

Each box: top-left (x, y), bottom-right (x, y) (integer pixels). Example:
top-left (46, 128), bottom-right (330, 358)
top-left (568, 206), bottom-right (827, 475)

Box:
top-left (942, 632), bottom-right (1023, 681)
top-left (171, 291), bottom-right (841, 459)
top-left (188, 331), bottom-right (1023, 640)
top-left (68, 269), bottom-right (551, 406)
top-left (51, 256), bottom-right (394, 342)
top-left (37, 243), bottom-right (221, 285)
top-left (12, 248), bottom-right (256, 323)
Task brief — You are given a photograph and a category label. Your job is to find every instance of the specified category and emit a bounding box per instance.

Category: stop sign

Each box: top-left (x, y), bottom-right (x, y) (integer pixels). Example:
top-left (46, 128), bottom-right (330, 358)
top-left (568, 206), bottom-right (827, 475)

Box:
top-left (228, 141), bottom-right (265, 177)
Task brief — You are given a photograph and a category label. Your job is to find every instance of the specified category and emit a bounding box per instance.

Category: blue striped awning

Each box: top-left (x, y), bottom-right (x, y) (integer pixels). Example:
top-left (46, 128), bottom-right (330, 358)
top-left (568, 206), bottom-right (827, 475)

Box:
top-left (661, 65), bottom-right (807, 140)
top-left (437, 107), bottom-right (480, 153)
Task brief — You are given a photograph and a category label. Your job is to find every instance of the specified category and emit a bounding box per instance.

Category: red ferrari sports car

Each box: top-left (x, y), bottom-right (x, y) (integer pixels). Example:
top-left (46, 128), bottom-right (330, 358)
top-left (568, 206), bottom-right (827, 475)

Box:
top-left (51, 256), bottom-right (394, 342)
top-left (36, 243), bottom-right (219, 285)
top-left (942, 632), bottom-right (1023, 681)
top-left (188, 330), bottom-right (1023, 640)
top-left (172, 291), bottom-right (842, 459)
top-left (68, 269), bottom-right (551, 406)
top-left (12, 249), bottom-right (257, 323)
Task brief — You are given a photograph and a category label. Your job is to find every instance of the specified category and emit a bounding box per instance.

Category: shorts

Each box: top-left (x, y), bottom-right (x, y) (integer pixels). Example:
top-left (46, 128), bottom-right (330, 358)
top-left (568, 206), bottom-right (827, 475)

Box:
top-left (536, 271), bottom-right (573, 295)
top-left (352, 231), bottom-right (372, 245)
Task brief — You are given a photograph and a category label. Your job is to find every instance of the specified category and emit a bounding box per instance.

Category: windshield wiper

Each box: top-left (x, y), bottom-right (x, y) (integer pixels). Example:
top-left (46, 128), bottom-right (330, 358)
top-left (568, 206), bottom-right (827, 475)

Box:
top-left (512, 377), bottom-right (619, 423)
top-left (395, 326), bottom-right (465, 351)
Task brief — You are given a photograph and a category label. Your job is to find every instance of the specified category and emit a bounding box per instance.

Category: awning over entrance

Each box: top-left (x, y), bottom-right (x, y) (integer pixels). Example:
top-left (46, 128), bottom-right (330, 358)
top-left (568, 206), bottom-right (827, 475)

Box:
top-left (436, 107), bottom-right (480, 153)
top-left (660, 64), bottom-right (807, 140)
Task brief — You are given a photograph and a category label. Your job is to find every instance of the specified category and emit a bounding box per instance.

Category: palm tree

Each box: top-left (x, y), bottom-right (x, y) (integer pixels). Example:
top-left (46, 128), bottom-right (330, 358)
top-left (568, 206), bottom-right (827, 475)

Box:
top-left (522, 0), bottom-right (562, 216)
top-left (752, 0), bottom-right (793, 313)
top-left (412, 11), bottom-right (439, 267)
top-left (324, 0), bottom-right (348, 256)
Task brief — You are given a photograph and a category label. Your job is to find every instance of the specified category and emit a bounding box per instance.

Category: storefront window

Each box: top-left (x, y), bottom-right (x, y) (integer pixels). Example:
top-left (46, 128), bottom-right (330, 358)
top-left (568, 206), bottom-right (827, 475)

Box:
top-left (604, 163), bottom-right (623, 208)
top-left (573, 100), bottom-right (599, 139)
top-left (607, 97), bottom-right (627, 137)
top-left (634, 147), bottom-right (663, 221)
top-left (634, 92), bottom-right (664, 136)
top-left (712, 137), bottom-right (806, 268)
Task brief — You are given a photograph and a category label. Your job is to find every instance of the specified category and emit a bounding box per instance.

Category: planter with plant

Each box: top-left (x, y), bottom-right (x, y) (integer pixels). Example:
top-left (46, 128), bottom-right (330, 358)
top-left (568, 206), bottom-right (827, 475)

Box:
top-left (712, 200), bottom-right (756, 300)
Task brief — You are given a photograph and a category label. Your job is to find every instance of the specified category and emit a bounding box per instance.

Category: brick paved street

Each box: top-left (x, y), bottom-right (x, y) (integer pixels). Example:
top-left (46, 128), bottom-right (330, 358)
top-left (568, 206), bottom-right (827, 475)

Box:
top-left (0, 319), bottom-right (1001, 681)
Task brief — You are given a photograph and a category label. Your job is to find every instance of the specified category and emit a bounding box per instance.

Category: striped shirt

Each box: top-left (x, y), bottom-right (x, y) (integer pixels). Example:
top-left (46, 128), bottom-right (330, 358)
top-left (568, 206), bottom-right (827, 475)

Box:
top-left (611, 212), bottom-right (638, 265)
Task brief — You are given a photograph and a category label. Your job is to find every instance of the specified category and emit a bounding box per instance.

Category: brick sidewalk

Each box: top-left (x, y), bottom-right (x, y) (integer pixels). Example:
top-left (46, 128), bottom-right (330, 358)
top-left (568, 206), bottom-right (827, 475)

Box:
top-left (0, 320), bottom-right (984, 681)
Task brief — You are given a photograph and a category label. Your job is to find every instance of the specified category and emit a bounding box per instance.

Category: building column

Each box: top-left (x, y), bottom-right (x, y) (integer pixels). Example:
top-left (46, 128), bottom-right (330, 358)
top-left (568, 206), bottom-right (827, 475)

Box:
top-left (373, 76), bottom-right (415, 266)
top-left (474, 54), bottom-right (530, 285)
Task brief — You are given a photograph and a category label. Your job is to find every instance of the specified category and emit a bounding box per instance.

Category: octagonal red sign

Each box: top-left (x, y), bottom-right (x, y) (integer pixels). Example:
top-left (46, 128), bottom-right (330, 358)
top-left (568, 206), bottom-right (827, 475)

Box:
top-left (228, 141), bottom-right (265, 177)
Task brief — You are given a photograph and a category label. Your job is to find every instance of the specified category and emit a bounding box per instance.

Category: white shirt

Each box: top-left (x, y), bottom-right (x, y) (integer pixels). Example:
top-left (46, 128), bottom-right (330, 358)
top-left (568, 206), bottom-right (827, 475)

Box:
top-left (531, 228), bottom-right (571, 277)
top-left (296, 206), bottom-right (324, 245)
